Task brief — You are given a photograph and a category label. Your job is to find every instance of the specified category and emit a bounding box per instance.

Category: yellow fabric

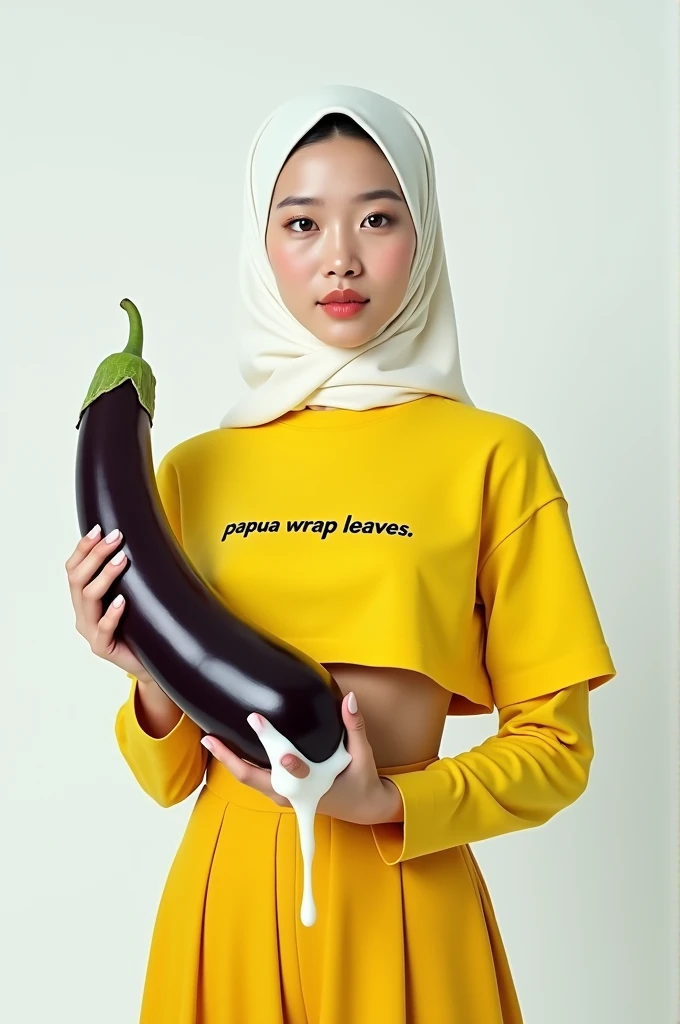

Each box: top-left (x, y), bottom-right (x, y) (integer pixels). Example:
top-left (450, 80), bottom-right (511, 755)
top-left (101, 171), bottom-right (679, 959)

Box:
top-left (113, 394), bottom-right (616, 816)
top-left (476, 495), bottom-right (613, 708)
top-left (113, 682), bottom-right (586, 1022)
top-left (372, 679), bottom-right (592, 864)
top-left (127, 395), bottom-right (615, 716)
top-left (119, 742), bottom-right (525, 1023)
top-left (111, 395), bottom-right (617, 1021)
top-left (114, 675), bottom-right (208, 808)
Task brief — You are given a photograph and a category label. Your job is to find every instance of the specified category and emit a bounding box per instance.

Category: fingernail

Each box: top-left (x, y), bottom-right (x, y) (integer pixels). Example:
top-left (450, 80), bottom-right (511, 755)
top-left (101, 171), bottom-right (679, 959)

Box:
top-left (200, 737), bottom-right (214, 752)
top-left (348, 691), bottom-right (358, 714)
top-left (87, 524), bottom-right (101, 539)
top-left (247, 713), bottom-right (262, 733)
top-left (104, 528), bottom-right (120, 544)
top-left (281, 755), bottom-right (296, 767)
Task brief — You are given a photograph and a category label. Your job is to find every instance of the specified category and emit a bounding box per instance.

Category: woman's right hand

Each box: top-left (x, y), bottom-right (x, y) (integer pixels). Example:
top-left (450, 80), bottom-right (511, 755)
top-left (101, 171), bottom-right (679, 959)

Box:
top-left (66, 524), bottom-right (151, 681)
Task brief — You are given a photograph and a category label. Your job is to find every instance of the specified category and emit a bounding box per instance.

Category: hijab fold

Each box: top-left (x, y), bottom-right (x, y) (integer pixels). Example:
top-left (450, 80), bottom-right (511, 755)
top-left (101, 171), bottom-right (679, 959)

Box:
top-left (220, 84), bottom-right (475, 428)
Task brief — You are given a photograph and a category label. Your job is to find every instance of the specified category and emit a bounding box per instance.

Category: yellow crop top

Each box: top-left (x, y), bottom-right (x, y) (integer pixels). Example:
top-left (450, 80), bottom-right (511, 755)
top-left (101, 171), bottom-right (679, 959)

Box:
top-left (114, 395), bottom-right (617, 861)
top-left (141, 394), bottom-right (615, 713)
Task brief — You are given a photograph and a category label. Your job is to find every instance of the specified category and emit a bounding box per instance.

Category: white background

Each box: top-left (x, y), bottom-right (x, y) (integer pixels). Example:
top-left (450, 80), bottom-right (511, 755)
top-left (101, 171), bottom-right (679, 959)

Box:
top-left (1, 2), bottom-right (677, 1022)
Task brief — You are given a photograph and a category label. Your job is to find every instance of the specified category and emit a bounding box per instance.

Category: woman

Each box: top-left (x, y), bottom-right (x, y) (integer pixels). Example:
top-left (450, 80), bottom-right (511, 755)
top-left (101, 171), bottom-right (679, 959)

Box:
top-left (66, 85), bottom-right (617, 1022)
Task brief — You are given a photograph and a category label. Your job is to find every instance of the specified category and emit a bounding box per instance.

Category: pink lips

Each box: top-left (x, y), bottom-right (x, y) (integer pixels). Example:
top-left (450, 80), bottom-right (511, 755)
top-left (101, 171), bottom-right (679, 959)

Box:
top-left (318, 289), bottom-right (369, 319)
top-left (320, 301), bottom-right (368, 319)
top-left (320, 288), bottom-right (367, 303)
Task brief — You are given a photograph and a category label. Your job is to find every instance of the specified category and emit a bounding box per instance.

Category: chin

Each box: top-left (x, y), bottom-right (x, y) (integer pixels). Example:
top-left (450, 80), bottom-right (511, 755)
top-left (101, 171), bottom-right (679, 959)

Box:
top-left (304, 303), bottom-right (377, 349)
top-left (310, 320), bottom-right (374, 349)
top-left (317, 334), bottom-right (370, 350)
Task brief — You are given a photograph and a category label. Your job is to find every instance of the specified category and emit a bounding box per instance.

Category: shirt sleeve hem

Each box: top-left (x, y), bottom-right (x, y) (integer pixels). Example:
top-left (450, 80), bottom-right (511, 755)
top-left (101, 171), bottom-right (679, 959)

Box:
top-left (370, 765), bottom-right (454, 865)
top-left (123, 673), bottom-right (202, 754)
top-left (491, 643), bottom-right (617, 708)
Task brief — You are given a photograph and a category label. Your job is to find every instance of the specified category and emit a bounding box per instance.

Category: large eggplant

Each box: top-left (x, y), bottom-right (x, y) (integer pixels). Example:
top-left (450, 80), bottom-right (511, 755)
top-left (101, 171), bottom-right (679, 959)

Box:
top-left (75, 298), bottom-right (347, 769)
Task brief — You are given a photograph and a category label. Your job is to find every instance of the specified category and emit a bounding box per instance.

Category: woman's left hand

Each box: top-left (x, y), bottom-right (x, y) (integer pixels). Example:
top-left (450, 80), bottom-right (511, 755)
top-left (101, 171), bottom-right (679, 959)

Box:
top-left (200, 692), bottom-right (402, 826)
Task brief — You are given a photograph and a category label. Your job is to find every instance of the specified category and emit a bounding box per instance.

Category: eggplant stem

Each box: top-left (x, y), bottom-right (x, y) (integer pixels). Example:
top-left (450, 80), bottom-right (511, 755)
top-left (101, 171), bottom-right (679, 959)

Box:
top-left (121, 297), bottom-right (143, 358)
top-left (76, 298), bottom-right (156, 429)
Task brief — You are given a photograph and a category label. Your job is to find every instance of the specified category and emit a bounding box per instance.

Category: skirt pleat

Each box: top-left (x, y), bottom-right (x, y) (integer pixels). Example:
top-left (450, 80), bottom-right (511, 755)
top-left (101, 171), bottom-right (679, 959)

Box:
top-left (135, 755), bottom-right (524, 1024)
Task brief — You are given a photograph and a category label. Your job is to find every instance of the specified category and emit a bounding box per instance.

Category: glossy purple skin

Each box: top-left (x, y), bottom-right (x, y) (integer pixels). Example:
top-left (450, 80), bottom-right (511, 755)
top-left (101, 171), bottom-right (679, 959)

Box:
top-left (75, 379), bottom-right (347, 768)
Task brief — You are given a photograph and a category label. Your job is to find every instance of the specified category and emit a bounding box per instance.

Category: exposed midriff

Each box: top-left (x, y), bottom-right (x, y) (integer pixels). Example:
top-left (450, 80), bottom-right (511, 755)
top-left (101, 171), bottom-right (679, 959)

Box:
top-left (320, 662), bottom-right (451, 768)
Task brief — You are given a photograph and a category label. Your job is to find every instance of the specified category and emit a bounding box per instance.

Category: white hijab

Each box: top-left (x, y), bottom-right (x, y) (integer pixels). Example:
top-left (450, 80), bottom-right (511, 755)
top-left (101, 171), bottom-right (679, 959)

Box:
top-left (219, 84), bottom-right (475, 428)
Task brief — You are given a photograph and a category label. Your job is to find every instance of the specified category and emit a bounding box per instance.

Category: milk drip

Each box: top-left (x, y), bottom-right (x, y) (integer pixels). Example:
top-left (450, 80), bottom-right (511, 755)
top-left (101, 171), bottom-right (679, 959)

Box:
top-left (248, 714), bottom-right (352, 927)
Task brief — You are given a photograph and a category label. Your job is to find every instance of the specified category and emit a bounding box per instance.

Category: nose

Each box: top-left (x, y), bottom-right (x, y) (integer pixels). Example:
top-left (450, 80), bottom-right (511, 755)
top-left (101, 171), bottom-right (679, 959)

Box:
top-left (320, 226), bottom-right (362, 279)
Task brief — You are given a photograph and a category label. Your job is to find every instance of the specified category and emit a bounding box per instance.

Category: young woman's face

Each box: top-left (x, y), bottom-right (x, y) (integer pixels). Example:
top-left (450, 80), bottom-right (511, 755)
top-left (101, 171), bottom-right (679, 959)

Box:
top-left (265, 135), bottom-right (417, 349)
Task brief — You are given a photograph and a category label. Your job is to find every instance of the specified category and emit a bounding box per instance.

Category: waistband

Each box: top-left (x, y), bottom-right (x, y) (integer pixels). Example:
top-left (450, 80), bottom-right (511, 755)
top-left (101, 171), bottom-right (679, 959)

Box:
top-left (205, 753), bottom-right (440, 813)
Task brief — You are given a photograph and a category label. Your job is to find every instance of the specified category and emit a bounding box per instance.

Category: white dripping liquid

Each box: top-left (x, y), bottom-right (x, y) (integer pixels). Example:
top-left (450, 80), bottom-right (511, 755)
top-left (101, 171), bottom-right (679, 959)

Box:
top-left (246, 713), bottom-right (352, 927)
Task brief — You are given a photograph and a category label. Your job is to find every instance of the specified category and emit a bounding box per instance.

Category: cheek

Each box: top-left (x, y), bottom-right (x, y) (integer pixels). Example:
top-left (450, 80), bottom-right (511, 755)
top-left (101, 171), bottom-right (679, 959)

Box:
top-left (268, 243), bottom-right (312, 291)
top-left (372, 237), bottom-right (415, 286)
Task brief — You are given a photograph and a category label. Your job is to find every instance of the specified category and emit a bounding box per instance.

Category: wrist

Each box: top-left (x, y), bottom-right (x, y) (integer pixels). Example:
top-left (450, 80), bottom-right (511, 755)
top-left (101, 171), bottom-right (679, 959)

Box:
top-left (374, 778), bottom-right (404, 824)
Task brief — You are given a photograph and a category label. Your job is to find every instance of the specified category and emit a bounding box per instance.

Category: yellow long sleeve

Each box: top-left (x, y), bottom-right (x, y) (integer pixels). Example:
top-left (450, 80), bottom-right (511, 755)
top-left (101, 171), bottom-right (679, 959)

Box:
top-left (371, 679), bottom-right (593, 865)
top-left (114, 674), bottom-right (209, 807)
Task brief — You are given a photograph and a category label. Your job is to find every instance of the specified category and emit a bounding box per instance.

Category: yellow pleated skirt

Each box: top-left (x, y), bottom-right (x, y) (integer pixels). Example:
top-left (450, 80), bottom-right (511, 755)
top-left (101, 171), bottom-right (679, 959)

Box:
top-left (137, 753), bottom-right (524, 1023)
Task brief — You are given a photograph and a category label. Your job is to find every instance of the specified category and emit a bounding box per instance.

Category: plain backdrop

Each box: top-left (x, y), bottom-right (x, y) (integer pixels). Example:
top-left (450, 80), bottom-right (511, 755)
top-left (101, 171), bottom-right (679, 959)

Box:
top-left (1, 2), bottom-right (677, 1022)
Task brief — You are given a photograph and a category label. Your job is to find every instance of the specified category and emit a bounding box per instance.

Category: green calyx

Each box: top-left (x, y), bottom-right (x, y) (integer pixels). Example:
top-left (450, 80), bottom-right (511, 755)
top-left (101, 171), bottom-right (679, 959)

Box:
top-left (76, 298), bottom-right (156, 429)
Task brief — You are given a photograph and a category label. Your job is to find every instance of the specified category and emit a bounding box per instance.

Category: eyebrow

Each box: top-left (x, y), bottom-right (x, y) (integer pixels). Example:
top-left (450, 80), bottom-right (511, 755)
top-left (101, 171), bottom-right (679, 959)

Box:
top-left (275, 188), bottom-right (404, 210)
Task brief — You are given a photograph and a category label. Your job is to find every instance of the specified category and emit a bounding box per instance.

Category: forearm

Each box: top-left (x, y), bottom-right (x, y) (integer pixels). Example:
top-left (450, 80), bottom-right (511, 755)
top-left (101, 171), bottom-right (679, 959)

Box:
top-left (377, 779), bottom-right (405, 822)
top-left (134, 674), bottom-right (184, 738)
top-left (371, 680), bottom-right (593, 864)
top-left (114, 672), bottom-right (207, 807)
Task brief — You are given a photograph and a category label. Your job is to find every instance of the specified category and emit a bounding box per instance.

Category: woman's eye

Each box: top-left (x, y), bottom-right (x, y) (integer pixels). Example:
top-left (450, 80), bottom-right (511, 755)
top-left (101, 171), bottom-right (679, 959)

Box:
top-left (285, 212), bottom-right (393, 233)
top-left (288, 218), bottom-right (315, 233)
top-left (364, 213), bottom-right (392, 228)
